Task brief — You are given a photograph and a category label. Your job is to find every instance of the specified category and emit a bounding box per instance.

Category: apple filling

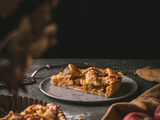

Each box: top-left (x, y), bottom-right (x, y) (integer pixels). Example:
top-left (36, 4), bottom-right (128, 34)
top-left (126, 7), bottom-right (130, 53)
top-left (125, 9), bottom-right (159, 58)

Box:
top-left (50, 64), bottom-right (123, 97)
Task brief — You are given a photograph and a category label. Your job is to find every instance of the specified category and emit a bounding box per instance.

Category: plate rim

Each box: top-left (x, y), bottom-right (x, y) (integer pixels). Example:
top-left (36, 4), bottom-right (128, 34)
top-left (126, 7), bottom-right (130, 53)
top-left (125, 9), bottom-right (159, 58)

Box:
top-left (39, 76), bottom-right (138, 103)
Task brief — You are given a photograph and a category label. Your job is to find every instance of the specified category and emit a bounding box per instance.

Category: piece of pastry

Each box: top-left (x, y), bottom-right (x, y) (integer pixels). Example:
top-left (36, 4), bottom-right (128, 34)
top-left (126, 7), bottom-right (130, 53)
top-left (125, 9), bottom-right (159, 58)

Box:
top-left (50, 64), bottom-right (123, 97)
top-left (0, 103), bottom-right (66, 120)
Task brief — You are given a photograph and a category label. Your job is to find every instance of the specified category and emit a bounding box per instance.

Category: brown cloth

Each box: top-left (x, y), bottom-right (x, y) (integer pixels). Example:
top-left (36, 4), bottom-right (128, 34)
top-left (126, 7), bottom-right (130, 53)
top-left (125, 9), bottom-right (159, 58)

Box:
top-left (136, 66), bottom-right (160, 83)
top-left (102, 66), bottom-right (160, 120)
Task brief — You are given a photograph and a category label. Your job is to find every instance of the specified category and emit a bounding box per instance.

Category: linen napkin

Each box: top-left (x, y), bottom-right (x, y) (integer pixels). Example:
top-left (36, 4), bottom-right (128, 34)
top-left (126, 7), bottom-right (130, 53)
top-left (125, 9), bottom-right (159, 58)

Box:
top-left (102, 66), bottom-right (160, 120)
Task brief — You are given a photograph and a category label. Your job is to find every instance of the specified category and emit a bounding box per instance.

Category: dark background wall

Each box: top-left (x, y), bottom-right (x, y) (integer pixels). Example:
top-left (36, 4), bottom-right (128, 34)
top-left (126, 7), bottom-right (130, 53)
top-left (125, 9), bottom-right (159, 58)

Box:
top-left (41, 0), bottom-right (159, 59)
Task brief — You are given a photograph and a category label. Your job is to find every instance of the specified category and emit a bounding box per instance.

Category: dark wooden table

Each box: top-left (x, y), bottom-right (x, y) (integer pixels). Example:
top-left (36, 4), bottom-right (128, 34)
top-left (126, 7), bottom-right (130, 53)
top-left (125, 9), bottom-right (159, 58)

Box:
top-left (0, 59), bottom-right (159, 120)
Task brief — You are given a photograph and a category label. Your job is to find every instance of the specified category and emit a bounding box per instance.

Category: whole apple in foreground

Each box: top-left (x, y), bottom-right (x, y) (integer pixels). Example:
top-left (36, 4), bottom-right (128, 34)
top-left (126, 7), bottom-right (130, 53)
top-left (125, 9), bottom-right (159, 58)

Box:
top-left (154, 105), bottom-right (160, 120)
top-left (123, 112), bottom-right (153, 120)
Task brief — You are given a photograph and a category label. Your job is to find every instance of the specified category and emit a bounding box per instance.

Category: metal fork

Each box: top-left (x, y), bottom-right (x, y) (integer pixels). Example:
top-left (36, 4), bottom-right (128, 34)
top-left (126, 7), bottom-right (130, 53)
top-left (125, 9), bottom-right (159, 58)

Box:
top-left (22, 63), bottom-right (90, 84)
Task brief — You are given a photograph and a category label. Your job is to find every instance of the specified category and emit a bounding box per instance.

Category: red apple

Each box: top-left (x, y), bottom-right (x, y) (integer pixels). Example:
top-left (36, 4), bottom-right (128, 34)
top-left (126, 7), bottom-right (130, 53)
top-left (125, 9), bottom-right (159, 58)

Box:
top-left (123, 112), bottom-right (153, 120)
top-left (154, 105), bottom-right (160, 120)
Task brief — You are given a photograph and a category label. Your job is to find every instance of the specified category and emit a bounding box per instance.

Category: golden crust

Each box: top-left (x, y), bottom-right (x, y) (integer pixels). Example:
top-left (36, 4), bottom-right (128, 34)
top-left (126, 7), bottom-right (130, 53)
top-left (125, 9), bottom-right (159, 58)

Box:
top-left (50, 64), bottom-right (123, 97)
top-left (0, 103), bottom-right (66, 120)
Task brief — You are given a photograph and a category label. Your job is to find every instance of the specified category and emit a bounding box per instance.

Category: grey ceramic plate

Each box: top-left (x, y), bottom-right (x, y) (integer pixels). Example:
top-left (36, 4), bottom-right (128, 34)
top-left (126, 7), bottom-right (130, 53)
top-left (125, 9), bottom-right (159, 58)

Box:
top-left (39, 76), bottom-right (138, 103)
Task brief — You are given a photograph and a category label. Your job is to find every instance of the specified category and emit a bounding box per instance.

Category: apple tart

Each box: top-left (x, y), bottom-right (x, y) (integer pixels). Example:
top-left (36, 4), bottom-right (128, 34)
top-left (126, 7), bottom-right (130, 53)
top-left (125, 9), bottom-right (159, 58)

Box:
top-left (50, 64), bottom-right (123, 97)
top-left (0, 103), bottom-right (66, 120)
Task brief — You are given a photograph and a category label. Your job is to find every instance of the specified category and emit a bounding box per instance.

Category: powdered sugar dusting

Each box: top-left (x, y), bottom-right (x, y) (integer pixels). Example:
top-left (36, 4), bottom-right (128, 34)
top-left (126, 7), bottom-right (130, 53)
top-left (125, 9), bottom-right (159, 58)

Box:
top-left (64, 111), bottom-right (91, 120)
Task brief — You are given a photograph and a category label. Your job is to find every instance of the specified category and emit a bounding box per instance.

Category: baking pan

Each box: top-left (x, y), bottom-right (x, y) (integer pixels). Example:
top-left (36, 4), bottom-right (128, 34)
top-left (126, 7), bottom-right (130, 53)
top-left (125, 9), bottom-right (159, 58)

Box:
top-left (0, 95), bottom-right (47, 117)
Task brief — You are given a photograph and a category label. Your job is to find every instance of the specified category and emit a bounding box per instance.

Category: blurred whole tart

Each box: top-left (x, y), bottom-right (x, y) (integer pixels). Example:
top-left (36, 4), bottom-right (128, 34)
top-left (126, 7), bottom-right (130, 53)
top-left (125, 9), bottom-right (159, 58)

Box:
top-left (0, 103), bottom-right (66, 120)
top-left (50, 64), bottom-right (123, 97)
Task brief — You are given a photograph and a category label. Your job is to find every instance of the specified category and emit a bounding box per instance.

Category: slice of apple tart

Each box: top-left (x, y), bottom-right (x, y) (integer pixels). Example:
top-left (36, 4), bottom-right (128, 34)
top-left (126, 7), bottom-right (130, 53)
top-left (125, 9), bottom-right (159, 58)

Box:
top-left (50, 64), bottom-right (123, 97)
